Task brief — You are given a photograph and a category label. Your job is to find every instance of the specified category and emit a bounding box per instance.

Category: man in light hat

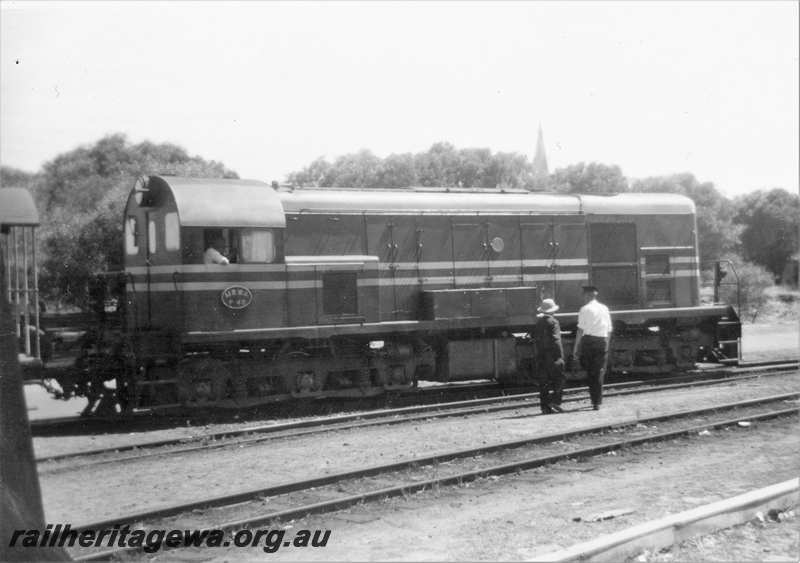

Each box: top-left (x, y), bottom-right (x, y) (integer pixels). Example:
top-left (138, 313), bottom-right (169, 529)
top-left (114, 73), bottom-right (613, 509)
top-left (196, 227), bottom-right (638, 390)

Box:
top-left (571, 285), bottom-right (612, 410)
top-left (533, 298), bottom-right (565, 414)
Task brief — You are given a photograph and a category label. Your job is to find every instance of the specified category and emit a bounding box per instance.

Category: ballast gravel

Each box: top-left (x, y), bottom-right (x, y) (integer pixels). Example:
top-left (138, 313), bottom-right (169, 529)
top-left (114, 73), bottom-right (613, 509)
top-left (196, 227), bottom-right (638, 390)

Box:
top-left (37, 372), bottom-right (799, 525)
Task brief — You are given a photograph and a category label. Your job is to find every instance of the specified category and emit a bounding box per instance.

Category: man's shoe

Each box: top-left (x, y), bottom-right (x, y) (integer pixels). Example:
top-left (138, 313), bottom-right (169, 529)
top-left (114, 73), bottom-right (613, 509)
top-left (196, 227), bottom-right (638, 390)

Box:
top-left (551, 404), bottom-right (564, 413)
top-left (592, 404), bottom-right (600, 410)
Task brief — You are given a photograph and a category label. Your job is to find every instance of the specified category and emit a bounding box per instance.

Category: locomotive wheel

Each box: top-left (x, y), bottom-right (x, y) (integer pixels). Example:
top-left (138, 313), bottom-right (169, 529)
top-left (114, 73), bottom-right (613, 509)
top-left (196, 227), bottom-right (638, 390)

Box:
top-left (290, 360), bottom-right (328, 395)
top-left (413, 339), bottom-right (436, 381)
top-left (176, 358), bottom-right (231, 405)
top-left (294, 370), bottom-right (317, 393)
top-left (371, 341), bottom-right (416, 388)
top-left (73, 352), bottom-right (125, 416)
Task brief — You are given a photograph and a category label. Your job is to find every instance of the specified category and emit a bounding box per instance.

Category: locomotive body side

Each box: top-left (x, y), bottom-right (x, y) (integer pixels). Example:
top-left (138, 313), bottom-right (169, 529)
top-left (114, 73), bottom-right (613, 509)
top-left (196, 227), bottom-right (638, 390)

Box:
top-left (112, 177), bottom-right (739, 411)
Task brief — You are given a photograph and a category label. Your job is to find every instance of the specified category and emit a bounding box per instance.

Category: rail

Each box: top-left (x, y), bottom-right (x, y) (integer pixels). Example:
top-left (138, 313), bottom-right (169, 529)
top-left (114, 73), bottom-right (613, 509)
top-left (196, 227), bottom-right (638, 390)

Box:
top-left (68, 394), bottom-right (799, 560)
top-left (34, 361), bottom-right (799, 469)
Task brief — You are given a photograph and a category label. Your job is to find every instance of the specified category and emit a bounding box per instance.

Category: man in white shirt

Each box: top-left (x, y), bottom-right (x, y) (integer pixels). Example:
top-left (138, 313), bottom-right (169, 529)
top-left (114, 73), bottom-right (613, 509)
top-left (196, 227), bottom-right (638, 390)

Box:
top-left (203, 235), bottom-right (230, 265)
top-left (571, 285), bottom-right (612, 410)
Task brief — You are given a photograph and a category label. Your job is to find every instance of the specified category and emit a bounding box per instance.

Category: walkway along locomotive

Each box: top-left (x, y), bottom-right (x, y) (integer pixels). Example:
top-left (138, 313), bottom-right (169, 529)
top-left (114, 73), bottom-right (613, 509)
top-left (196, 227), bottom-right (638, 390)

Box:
top-left (66, 175), bottom-right (741, 412)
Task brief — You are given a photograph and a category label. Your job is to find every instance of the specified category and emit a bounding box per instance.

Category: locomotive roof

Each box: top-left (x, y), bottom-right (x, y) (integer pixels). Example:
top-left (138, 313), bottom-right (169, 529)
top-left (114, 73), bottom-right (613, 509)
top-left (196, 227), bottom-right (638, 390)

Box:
top-left (0, 188), bottom-right (39, 227)
top-left (127, 177), bottom-right (696, 229)
top-left (131, 175), bottom-right (286, 228)
top-left (277, 188), bottom-right (696, 215)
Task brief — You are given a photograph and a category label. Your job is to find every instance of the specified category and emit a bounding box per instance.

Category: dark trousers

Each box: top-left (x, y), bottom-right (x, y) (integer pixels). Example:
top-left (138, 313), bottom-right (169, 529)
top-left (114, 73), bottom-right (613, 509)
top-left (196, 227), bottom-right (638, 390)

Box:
top-left (537, 357), bottom-right (565, 413)
top-left (579, 336), bottom-right (608, 407)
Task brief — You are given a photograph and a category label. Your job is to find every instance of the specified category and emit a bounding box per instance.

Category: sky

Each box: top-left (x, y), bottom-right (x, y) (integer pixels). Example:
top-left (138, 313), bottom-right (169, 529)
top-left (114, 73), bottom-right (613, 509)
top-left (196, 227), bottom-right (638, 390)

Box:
top-left (1, 1), bottom-right (797, 198)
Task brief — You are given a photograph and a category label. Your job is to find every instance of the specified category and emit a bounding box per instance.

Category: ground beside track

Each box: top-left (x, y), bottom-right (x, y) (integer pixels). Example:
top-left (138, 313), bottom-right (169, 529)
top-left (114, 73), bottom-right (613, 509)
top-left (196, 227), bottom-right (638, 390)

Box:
top-left (151, 415), bottom-right (799, 562)
top-left (741, 321), bottom-right (799, 362)
top-left (38, 372), bottom-right (799, 524)
top-left (631, 507), bottom-right (798, 562)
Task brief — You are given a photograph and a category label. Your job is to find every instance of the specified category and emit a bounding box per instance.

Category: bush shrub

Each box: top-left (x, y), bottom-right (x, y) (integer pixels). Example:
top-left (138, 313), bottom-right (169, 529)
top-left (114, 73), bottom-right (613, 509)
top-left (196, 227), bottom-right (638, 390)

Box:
top-left (717, 256), bottom-right (775, 322)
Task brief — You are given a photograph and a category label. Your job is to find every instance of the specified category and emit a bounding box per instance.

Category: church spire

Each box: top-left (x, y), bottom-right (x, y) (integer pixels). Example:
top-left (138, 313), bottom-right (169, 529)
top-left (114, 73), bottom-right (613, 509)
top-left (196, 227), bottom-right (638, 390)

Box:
top-left (532, 124), bottom-right (549, 177)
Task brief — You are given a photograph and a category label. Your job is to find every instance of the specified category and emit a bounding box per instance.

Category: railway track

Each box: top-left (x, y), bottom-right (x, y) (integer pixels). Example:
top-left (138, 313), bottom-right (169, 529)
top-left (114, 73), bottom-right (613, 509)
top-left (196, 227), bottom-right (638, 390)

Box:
top-left (30, 360), bottom-right (799, 437)
top-left (67, 392), bottom-right (799, 561)
top-left (28, 378), bottom-right (518, 435)
top-left (37, 362), bottom-right (799, 471)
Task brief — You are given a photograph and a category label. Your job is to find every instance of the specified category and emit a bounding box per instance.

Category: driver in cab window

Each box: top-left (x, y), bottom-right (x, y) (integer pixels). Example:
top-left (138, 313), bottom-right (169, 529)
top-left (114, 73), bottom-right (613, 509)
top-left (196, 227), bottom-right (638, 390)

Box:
top-left (204, 234), bottom-right (230, 265)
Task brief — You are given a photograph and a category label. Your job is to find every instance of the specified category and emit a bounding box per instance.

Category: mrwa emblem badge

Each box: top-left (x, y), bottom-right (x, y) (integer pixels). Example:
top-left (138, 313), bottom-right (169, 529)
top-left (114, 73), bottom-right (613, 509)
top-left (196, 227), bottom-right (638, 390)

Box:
top-left (221, 286), bottom-right (253, 310)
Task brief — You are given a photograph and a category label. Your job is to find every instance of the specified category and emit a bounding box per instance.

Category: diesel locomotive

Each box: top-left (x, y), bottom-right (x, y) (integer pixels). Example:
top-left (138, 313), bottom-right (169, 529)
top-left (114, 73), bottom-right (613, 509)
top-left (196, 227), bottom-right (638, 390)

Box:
top-left (60, 175), bottom-right (740, 412)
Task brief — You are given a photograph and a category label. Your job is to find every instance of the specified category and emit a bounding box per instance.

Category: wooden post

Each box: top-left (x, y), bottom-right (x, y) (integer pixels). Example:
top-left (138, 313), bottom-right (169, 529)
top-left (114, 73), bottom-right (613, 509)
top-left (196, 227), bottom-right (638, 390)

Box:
top-left (0, 243), bottom-right (68, 560)
top-left (22, 227), bottom-right (31, 356)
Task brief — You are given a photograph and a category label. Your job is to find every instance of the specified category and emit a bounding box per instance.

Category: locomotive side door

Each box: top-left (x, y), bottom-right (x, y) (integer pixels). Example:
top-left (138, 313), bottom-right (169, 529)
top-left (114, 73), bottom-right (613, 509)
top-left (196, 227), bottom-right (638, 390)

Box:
top-left (390, 217), bottom-right (421, 319)
top-left (587, 221), bottom-right (639, 307)
top-left (520, 219), bottom-right (556, 299)
top-left (416, 216), bottom-right (454, 290)
top-left (366, 216), bottom-right (395, 322)
top-left (487, 216), bottom-right (522, 287)
top-left (451, 220), bottom-right (488, 288)
top-left (553, 216), bottom-right (588, 311)
top-left (366, 216), bottom-right (420, 320)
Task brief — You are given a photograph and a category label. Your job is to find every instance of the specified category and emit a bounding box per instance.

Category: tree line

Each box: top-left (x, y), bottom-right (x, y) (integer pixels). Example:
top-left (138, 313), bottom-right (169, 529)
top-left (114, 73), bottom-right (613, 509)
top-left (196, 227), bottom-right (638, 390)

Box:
top-left (1, 134), bottom-right (797, 311)
top-left (288, 143), bottom-right (798, 286)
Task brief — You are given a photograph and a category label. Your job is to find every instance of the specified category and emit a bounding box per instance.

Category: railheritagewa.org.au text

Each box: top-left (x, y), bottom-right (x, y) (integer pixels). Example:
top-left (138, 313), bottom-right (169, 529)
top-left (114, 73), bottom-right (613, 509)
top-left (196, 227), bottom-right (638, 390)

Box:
top-left (8, 524), bottom-right (332, 553)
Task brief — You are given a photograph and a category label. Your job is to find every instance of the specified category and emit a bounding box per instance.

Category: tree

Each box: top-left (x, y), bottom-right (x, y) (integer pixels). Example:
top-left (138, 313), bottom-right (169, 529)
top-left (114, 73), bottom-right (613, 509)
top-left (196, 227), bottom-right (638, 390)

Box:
top-left (454, 147), bottom-right (492, 188)
top-left (328, 150), bottom-right (382, 188)
top-left (413, 142), bottom-right (461, 187)
top-left (287, 157), bottom-right (335, 187)
top-left (0, 166), bottom-right (38, 189)
top-left (630, 173), bottom-right (739, 265)
top-left (34, 134), bottom-right (239, 308)
top-left (716, 256), bottom-right (775, 321)
top-left (286, 142), bottom-right (539, 190)
top-left (40, 197), bottom-right (122, 308)
top-left (547, 162), bottom-right (628, 194)
top-left (492, 152), bottom-right (535, 190)
top-left (36, 134), bottom-right (237, 217)
top-left (375, 153), bottom-right (417, 188)
top-left (734, 188), bottom-right (800, 280)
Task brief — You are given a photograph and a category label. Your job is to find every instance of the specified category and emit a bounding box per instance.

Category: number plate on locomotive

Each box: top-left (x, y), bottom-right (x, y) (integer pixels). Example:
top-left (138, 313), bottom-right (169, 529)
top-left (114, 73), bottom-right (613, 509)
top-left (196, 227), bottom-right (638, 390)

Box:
top-left (220, 285), bottom-right (253, 310)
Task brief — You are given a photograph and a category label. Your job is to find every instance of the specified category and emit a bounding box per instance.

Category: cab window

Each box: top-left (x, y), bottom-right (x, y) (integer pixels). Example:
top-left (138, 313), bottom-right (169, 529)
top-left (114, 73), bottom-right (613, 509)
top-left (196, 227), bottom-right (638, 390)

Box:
top-left (165, 212), bottom-right (180, 251)
top-left (238, 229), bottom-right (275, 263)
top-left (125, 216), bottom-right (139, 255)
top-left (148, 218), bottom-right (157, 254)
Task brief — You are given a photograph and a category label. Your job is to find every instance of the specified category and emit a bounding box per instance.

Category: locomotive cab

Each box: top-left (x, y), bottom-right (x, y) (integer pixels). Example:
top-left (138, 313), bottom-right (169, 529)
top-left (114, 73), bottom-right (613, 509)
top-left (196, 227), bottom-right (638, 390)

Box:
top-left (123, 175), bottom-right (287, 344)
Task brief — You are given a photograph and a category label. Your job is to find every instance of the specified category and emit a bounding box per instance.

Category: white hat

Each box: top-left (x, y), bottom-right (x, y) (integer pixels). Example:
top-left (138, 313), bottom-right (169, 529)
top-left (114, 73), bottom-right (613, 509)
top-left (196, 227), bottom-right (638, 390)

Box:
top-left (537, 298), bottom-right (559, 314)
